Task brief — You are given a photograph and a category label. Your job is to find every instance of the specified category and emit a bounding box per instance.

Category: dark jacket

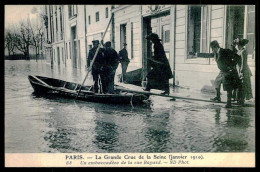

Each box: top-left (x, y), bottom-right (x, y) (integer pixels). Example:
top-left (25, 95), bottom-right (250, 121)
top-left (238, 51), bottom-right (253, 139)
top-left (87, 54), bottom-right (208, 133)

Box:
top-left (87, 47), bottom-right (105, 69)
top-left (103, 48), bottom-right (119, 72)
top-left (216, 48), bottom-right (240, 72)
top-left (216, 48), bottom-right (241, 91)
top-left (118, 48), bottom-right (130, 63)
top-left (147, 41), bottom-right (173, 80)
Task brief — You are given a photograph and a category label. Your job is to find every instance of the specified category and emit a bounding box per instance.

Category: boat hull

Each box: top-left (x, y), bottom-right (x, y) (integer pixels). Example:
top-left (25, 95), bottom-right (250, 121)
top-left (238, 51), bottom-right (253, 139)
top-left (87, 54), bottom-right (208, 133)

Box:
top-left (28, 75), bottom-right (149, 104)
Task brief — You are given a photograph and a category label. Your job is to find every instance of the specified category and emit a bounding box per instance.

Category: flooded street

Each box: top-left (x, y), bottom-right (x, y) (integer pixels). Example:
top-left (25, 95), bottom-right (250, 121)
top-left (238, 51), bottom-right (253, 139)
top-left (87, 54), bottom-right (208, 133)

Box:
top-left (5, 60), bottom-right (255, 153)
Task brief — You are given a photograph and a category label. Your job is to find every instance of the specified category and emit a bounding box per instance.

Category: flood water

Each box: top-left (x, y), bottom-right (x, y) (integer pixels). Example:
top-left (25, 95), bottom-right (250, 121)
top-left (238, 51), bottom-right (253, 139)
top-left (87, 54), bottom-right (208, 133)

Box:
top-left (5, 60), bottom-right (255, 153)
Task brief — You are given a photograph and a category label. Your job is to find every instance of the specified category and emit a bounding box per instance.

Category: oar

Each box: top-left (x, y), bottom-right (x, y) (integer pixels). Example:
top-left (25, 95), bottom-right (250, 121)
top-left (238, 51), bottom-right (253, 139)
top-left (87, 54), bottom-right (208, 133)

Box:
top-left (75, 15), bottom-right (113, 100)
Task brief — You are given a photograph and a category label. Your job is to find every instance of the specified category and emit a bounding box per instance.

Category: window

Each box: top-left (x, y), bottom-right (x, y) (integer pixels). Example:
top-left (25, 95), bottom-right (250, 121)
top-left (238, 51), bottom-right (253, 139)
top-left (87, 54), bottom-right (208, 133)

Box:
top-left (60, 6), bottom-right (63, 40)
top-left (68, 5), bottom-right (77, 18)
top-left (131, 22), bottom-right (133, 59)
top-left (62, 47), bottom-right (64, 63)
top-left (55, 15), bottom-right (58, 32)
top-left (88, 16), bottom-right (91, 25)
top-left (106, 7), bottom-right (109, 18)
top-left (96, 12), bottom-right (99, 22)
top-left (246, 5), bottom-right (255, 59)
top-left (65, 43), bottom-right (68, 59)
top-left (120, 24), bottom-right (127, 49)
top-left (71, 26), bottom-right (76, 40)
top-left (187, 5), bottom-right (208, 58)
top-left (69, 42), bottom-right (71, 59)
top-left (68, 5), bottom-right (72, 17)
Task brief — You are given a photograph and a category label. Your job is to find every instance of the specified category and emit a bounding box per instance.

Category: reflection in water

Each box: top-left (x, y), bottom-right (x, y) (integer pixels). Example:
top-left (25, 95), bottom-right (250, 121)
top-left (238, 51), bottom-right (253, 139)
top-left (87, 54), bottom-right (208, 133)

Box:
top-left (143, 112), bottom-right (170, 152)
top-left (213, 107), bottom-right (252, 152)
top-left (93, 120), bottom-right (119, 152)
top-left (226, 108), bottom-right (250, 128)
top-left (5, 60), bottom-right (255, 153)
top-left (44, 128), bottom-right (79, 152)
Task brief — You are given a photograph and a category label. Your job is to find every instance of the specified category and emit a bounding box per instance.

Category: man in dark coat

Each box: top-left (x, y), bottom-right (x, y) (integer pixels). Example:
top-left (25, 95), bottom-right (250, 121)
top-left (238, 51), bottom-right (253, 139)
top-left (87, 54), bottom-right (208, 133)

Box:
top-left (210, 40), bottom-right (241, 108)
top-left (118, 43), bottom-right (130, 82)
top-left (101, 41), bottom-right (119, 94)
top-left (87, 40), bottom-right (104, 93)
top-left (144, 33), bottom-right (173, 95)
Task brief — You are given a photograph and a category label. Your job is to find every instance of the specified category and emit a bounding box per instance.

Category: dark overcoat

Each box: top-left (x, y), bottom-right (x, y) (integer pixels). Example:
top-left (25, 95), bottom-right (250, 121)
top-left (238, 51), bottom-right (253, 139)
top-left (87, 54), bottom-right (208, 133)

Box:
top-left (146, 41), bottom-right (173, 81)
top-left (87, 47), bottom-right (105, 75)
top-left (217, 48), bottom-right (241, 91)
top-left (118, 48), bottom-right (130, 63)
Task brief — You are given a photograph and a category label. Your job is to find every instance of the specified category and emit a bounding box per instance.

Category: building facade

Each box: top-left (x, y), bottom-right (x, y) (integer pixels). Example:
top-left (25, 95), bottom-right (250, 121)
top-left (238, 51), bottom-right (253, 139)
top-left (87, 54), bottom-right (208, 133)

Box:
top-left (41, 5), bottom-right (255, 93)
top-left (42, 5), bottom-right (113, 71)
top-left (112, 5), bottom-right (255, 93)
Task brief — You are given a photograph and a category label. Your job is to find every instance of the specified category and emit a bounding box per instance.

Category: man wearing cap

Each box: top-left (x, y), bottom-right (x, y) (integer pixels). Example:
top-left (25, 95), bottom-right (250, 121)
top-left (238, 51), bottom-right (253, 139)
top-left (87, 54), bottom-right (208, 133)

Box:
top-left (210, 40), bottom-right (241, 108)
top-left (87, 40), bottom-right (105, 93)
top-left (144, 33), bottom-right (173, 95)
top-left (101, 41), bottom-right (120, 94)
top-left (118, 43), bottom-right (130, 83)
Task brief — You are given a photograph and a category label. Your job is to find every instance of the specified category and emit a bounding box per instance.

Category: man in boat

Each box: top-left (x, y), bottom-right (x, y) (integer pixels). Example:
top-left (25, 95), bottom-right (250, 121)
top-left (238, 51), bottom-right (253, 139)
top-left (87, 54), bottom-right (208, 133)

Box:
top-left (144, 33), bottom-right (173, 95)
top-left (118, 43), bottom-right (130, 83)
top-left (210, 40), bottom-right (241, 108)
top-left (87, 40), bottom-right (105, 93)
top-left (101, 41), bottom-right (120, 94)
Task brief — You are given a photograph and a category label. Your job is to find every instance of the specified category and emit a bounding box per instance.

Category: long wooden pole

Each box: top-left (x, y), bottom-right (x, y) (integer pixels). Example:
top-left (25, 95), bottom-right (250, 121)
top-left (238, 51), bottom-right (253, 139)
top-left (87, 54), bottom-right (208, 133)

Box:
top-left (75, 15), bottom-right (113, 100)
top-left (115, 86), bottom-right (231, 105)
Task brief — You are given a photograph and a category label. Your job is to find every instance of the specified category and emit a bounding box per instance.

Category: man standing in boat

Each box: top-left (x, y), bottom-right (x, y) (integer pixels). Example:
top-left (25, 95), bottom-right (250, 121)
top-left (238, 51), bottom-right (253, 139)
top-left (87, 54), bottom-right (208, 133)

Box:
top-left (87, 40), bottom-right (105, 93)
top-left (144, 33), bottom-right (173, 95)
top-left (118, 43), bottom-right (130, 83)
top-left (101, 41), bottom-right (120, 94)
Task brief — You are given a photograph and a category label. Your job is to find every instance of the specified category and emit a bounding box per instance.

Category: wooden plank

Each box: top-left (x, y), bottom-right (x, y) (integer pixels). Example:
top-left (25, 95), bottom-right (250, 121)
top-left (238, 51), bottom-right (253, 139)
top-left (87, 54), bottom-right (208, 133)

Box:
top-left (115, 82), bottom-right (248, 105)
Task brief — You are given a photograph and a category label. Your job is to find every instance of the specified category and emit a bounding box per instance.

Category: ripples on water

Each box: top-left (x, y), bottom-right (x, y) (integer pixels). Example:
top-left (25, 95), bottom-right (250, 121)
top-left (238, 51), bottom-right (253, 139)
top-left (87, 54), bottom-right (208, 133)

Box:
top-left (4, 60), bottom-right (255, 153)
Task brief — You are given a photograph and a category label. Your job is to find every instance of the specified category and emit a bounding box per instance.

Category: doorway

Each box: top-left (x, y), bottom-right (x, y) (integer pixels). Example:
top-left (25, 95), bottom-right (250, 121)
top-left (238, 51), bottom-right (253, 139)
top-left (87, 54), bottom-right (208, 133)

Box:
top-left (142, 11), bottom-right (172, 82)
top-left (150, 12), bottom-right (171, 59)
top-left (71, 26), bottom-right (77, 68)
top-left (225, 6), bottom-right (245, 50)
top-left (57, 47), bottom-right (60, 65)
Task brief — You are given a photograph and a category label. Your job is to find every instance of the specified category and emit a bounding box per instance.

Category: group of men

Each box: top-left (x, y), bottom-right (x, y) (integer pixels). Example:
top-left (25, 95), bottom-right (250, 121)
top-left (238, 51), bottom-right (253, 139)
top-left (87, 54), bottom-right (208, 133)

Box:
top-left (210, 40), bottom-right (245, 108)
top-left (87, 40), bottom-right (129, 94)
top-left (87, 34), bottom-right (248, 108)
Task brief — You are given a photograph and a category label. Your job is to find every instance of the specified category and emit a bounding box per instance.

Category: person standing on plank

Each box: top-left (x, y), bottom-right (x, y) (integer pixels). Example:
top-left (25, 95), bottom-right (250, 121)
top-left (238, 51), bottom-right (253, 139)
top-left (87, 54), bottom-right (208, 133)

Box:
top-left (118, 43), bottom-right (130, 83)
top-left (210, 40), bottom-right (241, 108)
top-left (87, 40), bottom-right (105, 93)
top-left (144, 33), bottom-right (173, 95)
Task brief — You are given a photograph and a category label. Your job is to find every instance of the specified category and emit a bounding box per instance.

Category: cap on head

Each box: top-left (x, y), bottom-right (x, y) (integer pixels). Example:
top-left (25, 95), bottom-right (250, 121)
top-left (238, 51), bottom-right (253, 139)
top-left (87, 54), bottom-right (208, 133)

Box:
top-left (123, 43), bottom-right (127, 46)
top-left (92, 40), bottom-right (99, 44)
top-left (104, 41), bottom-right (111, 47)
top-left (210, 40), bottom-right (220, 48)
top-left (145, 33), bottom-right (162, 41)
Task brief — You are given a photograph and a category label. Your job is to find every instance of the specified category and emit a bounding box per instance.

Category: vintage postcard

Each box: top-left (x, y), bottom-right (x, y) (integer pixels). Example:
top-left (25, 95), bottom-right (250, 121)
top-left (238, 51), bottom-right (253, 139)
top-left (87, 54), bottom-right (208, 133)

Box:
top-left (4, 4), bottom-right (255, 167)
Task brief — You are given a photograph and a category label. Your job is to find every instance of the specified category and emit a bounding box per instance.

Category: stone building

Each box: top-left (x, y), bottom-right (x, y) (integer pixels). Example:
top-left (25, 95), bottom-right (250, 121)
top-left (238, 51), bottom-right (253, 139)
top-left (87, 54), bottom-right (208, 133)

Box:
top-left (41, 5), bottom-right (255, 93)
top-left (42, 5), bottom-right (113, 71)
top-left (112, 5), bottom-right (255, 92)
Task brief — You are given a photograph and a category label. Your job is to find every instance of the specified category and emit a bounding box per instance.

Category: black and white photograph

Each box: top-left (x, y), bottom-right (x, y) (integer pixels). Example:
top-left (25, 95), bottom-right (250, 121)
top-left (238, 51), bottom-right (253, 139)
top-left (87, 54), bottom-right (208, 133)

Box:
top-left (4, 4), bottom-right (256, 167)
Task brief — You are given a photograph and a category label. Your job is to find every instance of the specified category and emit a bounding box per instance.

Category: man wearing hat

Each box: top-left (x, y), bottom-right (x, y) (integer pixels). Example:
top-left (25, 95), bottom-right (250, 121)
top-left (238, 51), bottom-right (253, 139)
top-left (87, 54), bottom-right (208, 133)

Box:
top-left (144, 33), bottom-right (173, 95)
top-left (87, 40), bottom-right (105, 93)
top-left (118, 43), bottom-right (130, 82)
top-left (210, 40), bottom-right (241, 108)
top-left (100, 41), bottom-right (120, 93)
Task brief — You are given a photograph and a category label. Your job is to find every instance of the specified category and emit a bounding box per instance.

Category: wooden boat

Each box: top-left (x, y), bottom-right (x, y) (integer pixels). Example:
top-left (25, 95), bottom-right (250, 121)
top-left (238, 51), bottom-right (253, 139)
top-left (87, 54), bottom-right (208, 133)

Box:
top-left (28, 75), bottom-right (149, 104)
